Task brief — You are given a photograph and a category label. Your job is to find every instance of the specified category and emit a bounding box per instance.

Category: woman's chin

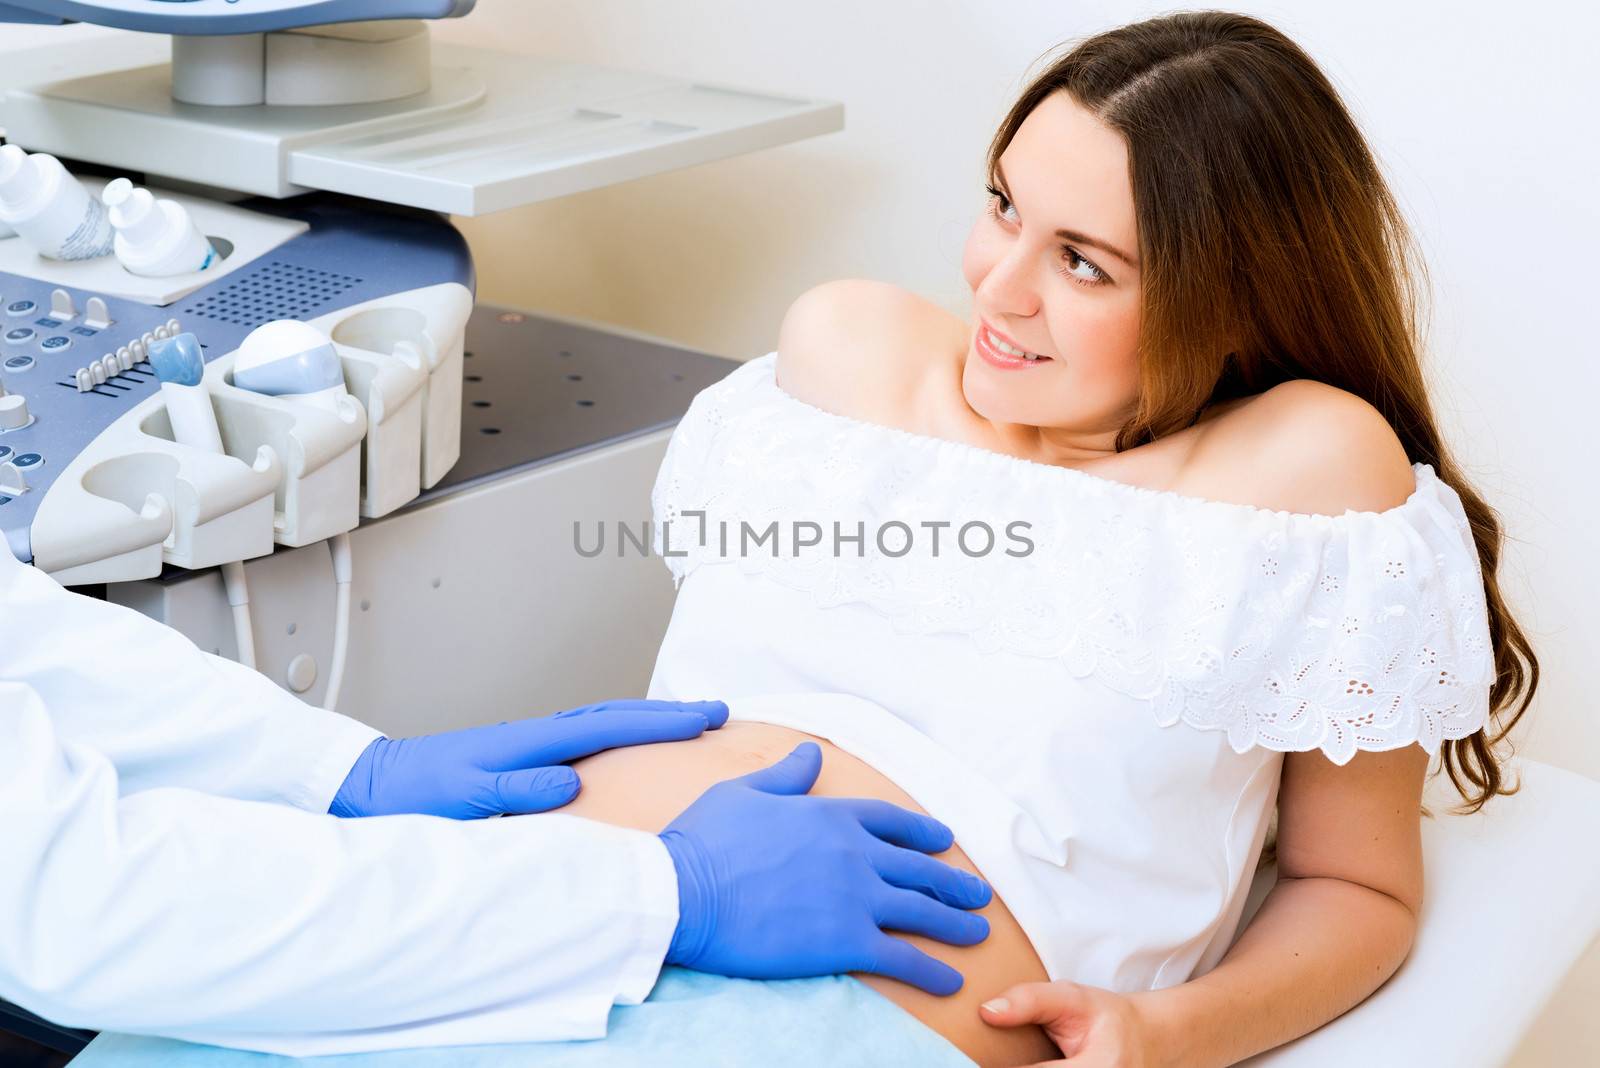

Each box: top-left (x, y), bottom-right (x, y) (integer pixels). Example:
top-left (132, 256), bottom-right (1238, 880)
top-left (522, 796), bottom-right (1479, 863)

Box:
top-left (961, 363), bottom-right (1051, 426)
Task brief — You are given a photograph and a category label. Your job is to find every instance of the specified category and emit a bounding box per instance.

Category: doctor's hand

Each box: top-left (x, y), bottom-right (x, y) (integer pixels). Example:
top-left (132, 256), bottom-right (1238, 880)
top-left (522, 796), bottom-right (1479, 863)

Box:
top-left (660, 742), bottom-right (993, 996)
top-left (329, 698), bottom-right (729, 819)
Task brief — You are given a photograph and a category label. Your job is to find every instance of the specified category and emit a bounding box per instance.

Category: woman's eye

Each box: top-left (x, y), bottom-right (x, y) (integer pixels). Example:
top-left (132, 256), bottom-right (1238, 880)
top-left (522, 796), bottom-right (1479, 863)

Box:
top-left (1062, 247), bottom-right (1106, 285)
top-left (985, 184), bottom-right (1017, 222)
top-left (985, 183), bottom-right (1108, 287)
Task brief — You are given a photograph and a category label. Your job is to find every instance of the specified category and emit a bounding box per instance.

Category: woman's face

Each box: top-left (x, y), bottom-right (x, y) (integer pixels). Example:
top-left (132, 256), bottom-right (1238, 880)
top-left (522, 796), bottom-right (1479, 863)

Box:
top-left (960, 91), bottom-right (1143, 453)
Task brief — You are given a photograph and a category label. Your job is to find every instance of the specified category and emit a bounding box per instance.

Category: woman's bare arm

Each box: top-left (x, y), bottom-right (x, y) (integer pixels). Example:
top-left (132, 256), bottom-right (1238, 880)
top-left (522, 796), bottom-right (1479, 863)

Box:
top-left (1113, 380), bottom-right (1430, 1066)
top-left (1128, 744), bottom-right (1428, 1068)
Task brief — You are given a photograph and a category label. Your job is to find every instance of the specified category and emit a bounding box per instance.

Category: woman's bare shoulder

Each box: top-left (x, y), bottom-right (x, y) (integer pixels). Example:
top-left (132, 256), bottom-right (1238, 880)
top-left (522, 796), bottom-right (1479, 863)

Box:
top-left (775, 278), bottom-right (967, 424)
top-left (1182, 379), bottom-right (1416, 516)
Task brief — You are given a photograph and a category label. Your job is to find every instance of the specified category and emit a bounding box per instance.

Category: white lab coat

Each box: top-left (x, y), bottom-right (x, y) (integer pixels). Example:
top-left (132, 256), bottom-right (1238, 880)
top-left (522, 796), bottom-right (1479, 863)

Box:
top-left (0, 543), bottom-right (679, 1056)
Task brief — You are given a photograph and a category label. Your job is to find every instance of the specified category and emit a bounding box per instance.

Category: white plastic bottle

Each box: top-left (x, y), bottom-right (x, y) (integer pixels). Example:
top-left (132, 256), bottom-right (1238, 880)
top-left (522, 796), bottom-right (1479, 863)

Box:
top-left (0, 145), bottom-right (115, 261)
top-left (102, 177), bottom-right (217, 277)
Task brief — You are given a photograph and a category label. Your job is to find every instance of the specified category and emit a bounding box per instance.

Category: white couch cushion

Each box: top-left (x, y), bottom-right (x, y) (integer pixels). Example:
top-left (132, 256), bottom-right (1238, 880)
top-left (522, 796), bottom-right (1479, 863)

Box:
top-left (1234, 758), bottom-right (1600, 1066)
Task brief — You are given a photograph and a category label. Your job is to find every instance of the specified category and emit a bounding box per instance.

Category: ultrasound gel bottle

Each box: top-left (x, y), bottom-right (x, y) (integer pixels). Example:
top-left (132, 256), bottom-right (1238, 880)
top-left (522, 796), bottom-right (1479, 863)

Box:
top-left (0, 145), bottom-right (115, 261)
top-left (103, 177), bottom-right (217, 277)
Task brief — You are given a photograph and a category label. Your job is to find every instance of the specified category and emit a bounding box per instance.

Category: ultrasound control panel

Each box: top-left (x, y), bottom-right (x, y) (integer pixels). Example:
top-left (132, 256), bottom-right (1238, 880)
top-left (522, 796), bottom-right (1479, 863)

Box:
top-left (0, 276), bottom-right (192, 518)
top-left (0, 193), bottom-right (474, 564)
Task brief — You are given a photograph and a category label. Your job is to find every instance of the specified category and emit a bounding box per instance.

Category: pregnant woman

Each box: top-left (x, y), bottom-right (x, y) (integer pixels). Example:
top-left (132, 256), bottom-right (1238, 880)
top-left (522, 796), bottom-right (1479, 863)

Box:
top-left (559, 11), bottom-right (1539, 1068)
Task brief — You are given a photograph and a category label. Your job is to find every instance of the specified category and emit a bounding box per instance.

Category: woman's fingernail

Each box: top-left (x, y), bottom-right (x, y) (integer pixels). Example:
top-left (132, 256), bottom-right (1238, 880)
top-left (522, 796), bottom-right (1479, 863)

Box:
top-left (981, 998), bottom-right (1009, 1014)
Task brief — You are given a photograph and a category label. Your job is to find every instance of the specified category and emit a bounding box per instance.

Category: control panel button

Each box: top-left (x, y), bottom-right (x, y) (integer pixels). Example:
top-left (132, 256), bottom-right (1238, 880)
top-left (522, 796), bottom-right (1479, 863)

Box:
top-left (40, 335), bottom-right (71, 352)
top-left (13, 453), bottom-right (42, 469)
top-left (0, 445), bottom-right (12, 462)
top-left (5, 300), bottom-right (36, 316)
top-left (4, 327), bottom-right (35, 344)
top-left (3, 356), bottom-right (34, 372)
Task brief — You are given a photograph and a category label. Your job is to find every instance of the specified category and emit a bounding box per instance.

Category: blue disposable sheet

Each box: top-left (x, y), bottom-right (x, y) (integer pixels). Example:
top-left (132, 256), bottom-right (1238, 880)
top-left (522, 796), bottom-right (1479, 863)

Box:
top-left (69, 967), bottom-right (976, 1067)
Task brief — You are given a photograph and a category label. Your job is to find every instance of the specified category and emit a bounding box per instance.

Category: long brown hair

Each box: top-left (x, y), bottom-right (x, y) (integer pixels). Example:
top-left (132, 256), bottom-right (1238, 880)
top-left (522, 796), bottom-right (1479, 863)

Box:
top-left (985, 11), bottom-right (1536, 812)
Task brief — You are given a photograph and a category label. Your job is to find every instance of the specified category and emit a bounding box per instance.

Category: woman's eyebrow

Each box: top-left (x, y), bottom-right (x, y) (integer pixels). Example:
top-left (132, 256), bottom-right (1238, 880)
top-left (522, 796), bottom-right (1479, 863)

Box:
top-left (994, 162), bottom-right (1140, 270)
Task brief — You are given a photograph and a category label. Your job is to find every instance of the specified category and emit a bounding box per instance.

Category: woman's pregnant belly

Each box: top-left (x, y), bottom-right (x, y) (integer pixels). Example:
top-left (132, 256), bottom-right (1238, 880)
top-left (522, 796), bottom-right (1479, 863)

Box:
top-left (558, 721), bottom-right (1057, 1067)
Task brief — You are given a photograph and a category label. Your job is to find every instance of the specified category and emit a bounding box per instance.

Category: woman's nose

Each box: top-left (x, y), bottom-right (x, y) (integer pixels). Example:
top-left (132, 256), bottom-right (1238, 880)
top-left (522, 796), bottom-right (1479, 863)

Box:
top-left (977, 246), bottom-right (1041, 319)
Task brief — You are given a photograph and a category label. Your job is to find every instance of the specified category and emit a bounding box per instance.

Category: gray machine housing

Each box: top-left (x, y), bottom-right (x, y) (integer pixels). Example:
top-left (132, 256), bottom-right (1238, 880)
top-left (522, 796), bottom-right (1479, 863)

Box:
top-left (110, 303), bottom-right (735, 736)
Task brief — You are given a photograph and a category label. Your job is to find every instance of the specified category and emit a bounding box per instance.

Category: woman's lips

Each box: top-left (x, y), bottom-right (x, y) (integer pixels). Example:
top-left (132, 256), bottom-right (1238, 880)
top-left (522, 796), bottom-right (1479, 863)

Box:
top-left (975, 319), bottom-right (1052, 371)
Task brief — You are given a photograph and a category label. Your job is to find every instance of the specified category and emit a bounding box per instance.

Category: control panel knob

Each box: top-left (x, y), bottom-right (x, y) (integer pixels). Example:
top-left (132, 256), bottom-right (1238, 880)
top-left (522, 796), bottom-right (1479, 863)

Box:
top-left (0, 392), bottom-right (29, 431)
top-left (0, 461), bottom-right (24, 497)
top-left (49, 288), bottom-right (78, 322)
top-left (84, 296), bottom-right (113, 330)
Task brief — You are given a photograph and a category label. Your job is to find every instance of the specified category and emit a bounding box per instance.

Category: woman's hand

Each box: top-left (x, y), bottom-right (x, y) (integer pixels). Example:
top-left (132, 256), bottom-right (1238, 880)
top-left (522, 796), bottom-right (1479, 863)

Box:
top-left (980, 981), bottom-right (1166, 1068)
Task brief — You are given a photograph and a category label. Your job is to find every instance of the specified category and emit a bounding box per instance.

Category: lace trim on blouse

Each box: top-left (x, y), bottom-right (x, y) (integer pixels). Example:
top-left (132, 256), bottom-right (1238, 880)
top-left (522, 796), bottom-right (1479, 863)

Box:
top-left (652, 353), bottom-right (1496, 764)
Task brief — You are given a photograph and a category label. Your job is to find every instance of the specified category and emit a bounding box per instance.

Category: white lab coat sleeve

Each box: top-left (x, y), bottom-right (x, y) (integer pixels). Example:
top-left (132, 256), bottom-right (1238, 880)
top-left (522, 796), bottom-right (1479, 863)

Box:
top-left (1, 542), bottom-right (380, 813)
top-left (0, 687), bottom-right (680, 1056)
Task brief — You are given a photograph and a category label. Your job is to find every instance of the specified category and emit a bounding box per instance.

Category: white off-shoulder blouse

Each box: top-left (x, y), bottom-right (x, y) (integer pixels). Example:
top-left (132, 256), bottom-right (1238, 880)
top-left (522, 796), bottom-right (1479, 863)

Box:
top-left (646, 351), bottom-right (1495, 992)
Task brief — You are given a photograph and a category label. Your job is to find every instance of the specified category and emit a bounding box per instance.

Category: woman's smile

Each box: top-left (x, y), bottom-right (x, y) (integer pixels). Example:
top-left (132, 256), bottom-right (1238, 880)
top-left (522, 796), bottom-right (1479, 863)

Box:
top-left (975, 317), bottom-right (1054, 370)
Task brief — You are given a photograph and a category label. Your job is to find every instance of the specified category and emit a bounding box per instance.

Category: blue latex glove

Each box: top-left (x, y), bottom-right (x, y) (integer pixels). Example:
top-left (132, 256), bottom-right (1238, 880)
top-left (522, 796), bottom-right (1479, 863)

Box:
top-left (330, 699), bottom-right (729, 819)
top-left (660, 742), bottom-right (992, 996)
